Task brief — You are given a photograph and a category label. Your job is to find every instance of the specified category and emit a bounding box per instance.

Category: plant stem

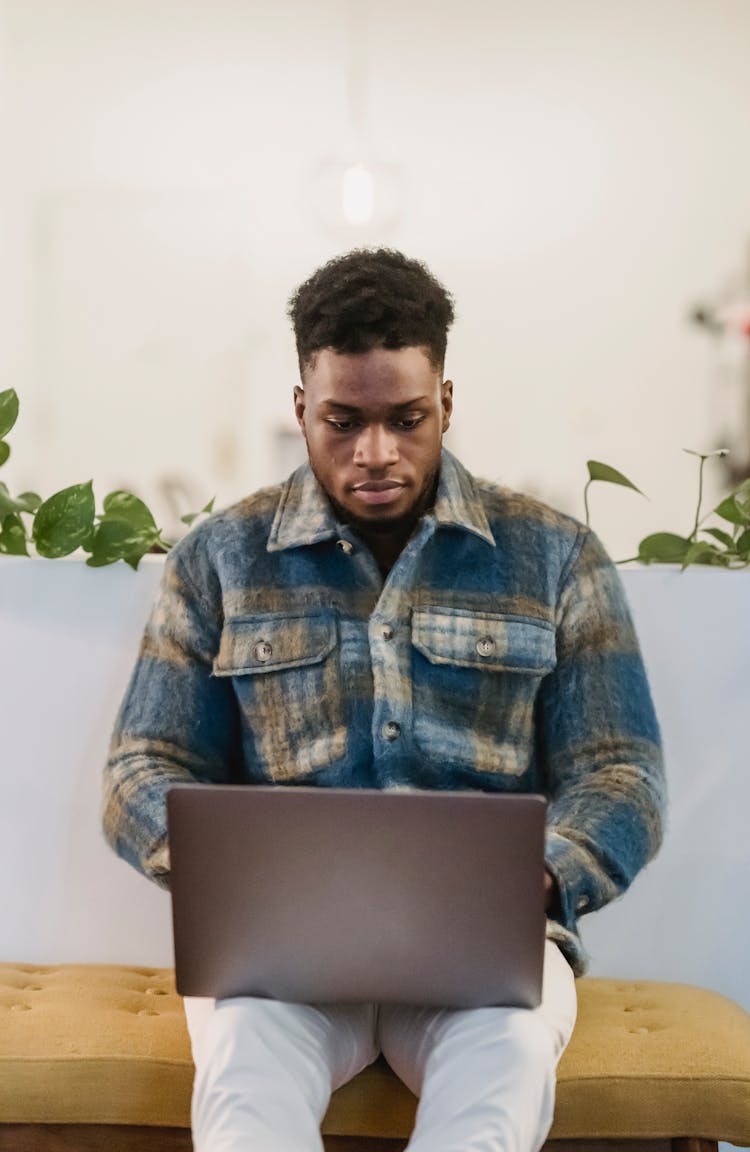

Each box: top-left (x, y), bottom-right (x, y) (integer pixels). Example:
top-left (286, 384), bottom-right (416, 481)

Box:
top-left (583, 480), bottom-right (591, 527)
top-left (690, 455), bottom-right (707, 543)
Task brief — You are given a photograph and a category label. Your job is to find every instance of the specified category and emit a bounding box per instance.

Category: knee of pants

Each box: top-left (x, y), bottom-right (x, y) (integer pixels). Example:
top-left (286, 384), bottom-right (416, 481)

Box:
top-left (190, 996), bottom-right (378, 1101)
top-left (383, 1004), bottom-right (556, 1105)
top-left (432, 1003), bottom-right (558, 1083)
top-left (501, 1008), bottom-right (557, 1073)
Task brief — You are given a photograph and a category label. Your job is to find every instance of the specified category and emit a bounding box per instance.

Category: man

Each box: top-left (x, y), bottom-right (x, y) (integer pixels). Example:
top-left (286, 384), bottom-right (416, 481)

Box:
top-left (104, 248), bottom-right (666, 1152)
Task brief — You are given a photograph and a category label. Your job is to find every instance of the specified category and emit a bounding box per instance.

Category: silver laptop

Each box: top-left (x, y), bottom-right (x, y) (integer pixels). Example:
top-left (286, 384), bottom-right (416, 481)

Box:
top-left (167, 785), bottom-right (547, 1009)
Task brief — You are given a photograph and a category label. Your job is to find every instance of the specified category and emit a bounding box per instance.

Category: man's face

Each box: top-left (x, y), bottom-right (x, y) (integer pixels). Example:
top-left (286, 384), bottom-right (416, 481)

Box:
top-left (294, 346), bottom-right (452, 534)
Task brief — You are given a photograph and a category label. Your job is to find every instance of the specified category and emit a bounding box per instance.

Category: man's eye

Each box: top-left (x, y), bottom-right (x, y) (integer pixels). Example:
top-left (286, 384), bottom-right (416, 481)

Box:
top-left (327, 419), bottom-right (357, 432)
top-left (393, 416), bottom-right (424, 431)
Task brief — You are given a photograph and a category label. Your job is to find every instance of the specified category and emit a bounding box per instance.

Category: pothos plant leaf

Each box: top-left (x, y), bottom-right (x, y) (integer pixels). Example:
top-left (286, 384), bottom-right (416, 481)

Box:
top-left (586, 461), bottom-right (645, 495)
top-left (733, 478), bottom-right (750, 520)
top-left (680, 540), bottom-right (725, 569)
top-left (0, 392), bottom-right (215, 567)
top-left (637, 533), bottom-right (692, 564)
top-left (0, 513), bottom-right (28, 556)
top-left (86, 517), bottom-right (160, 570)
top-left (0, 389), bottom-right (19, 440)
top-left (702, 526), bottom-right (735, 548)
top-left (0, 485), bottom-right (42, 517)
top-left (583, 460), bottom-right (646, 528)
top-left (713, 495), bottom-right (747, 526)
top-left (32, 482), bottom-right (96, 559)
top-left (713, 479), bottom-right (750, 528)
top-left (101, 490), bottom-right (159, 533)
top-left (181, 497), bottom-right (216, 527)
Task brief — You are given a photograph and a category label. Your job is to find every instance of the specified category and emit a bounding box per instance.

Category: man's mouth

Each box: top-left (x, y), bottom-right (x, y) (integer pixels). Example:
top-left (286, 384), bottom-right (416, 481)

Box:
top-left (350, 480), bottom-right (405, 506)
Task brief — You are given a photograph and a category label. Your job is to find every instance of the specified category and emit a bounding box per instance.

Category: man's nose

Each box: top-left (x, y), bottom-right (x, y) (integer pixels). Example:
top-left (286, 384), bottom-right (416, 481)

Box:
top-left (353, 424), bottom-right (399, 469)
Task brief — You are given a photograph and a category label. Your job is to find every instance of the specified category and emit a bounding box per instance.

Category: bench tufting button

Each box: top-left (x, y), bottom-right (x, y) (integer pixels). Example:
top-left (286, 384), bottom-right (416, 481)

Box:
top-left (146, 987), bottom-right (168, 995)
top-left (23, 985), bottom-right (42, 992)
top-left (138, 1008), bottom-right (159, 1016)
top-left (11, 1003), bottom-right (31, 1011)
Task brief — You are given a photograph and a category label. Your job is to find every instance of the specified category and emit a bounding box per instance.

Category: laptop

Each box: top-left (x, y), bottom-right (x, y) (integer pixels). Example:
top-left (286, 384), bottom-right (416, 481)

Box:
top-left (167, 785), bottom-right (548, 1009)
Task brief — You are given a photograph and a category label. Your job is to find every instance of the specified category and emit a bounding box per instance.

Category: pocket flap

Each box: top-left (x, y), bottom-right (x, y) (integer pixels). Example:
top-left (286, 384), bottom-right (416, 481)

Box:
top-left (213, 611), bottom-right (337, 676)
top-left (412, 608), bottom-right (556, 674)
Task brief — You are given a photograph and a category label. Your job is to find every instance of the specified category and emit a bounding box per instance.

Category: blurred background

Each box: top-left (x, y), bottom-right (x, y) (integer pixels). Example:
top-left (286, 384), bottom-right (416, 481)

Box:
top-left (1, 0), bottom-right (749, 560)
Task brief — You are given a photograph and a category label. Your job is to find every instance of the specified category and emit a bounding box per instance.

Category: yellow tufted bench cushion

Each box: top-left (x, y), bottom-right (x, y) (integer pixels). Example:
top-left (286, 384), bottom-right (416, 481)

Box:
top-left (1, 963), bottom-right (749, 1148)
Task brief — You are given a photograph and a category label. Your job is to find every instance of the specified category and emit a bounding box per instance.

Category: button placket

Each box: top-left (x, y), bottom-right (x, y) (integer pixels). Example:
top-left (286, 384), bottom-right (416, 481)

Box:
top-left (369, 598), bottom-right (407, 758)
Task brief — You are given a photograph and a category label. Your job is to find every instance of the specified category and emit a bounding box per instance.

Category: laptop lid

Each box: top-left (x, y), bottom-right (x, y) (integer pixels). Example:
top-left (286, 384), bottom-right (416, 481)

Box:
top-left (167, 785), bottom-right (548, 1009)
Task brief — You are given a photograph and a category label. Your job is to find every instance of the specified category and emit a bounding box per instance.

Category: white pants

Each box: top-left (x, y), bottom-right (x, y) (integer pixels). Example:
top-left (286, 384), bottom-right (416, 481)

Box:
top-left (185, 940), bottom-right (577, 1152)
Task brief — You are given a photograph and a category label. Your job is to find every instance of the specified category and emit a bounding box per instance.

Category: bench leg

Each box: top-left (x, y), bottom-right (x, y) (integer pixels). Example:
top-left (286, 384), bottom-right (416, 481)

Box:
top-left (672, 1142), bottom-right (719, 1152)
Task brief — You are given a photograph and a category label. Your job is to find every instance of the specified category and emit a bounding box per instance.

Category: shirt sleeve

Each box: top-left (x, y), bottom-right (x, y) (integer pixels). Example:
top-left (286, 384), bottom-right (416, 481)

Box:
top-left (102, 540), bottom-right (240, 888)
top-left (537, 524), bottom-right (667, 946)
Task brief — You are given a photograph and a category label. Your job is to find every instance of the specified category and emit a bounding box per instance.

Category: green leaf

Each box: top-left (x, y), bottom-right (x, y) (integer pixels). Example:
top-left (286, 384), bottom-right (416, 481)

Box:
top-left (101, 490), bottom-right (158, 533)
top-left (733, 478), bottom-right (750, 520)
top-left (0, 513), bottom-right (28, 555)
top-left (736, 528), bottom-right (750, 557)
top-left (702, 526), bottom-right (734, 548)
top-left (16, 491), bottom-right (42, 512)
top-left (637, 532), bottom-right (692, 563)
top-left (586, 461), bottom-right (645, 497)
top-left (0, 441), bottom-right (9, 466)
top-left (32, 481), bottom-right (96, 558)
top-left (0, 487), bottom-right (41, 517)
top-left (86, 517), bottom-right (159, 568)
top-left (180, 496), bottom-right (216, 527)
top-left (713, 495), bottom-right (746, 525)
top-left (680, 540), bottom-right (722, 569)
top-left (0, 389), bottom-right (19, 439)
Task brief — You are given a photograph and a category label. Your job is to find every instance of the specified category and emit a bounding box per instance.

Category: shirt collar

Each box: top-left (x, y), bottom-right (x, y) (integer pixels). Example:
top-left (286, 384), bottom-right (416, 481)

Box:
top-left (266, 447), bottom-right (495, 552)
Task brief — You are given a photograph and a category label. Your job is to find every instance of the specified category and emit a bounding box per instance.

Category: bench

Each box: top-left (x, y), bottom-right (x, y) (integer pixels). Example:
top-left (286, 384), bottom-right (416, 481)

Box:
top-left (1, 963), bottom-right (749, 1152)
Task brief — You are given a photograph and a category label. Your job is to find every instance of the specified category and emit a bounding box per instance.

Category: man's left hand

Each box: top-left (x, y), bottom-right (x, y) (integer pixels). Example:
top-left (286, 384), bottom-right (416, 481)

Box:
top-left (544, 868), bottom-right (559, 914)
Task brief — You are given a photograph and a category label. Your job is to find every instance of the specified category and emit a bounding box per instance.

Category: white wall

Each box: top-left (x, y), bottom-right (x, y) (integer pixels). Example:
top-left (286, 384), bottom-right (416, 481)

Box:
top-left (1, 0), bottom-right (750, 556)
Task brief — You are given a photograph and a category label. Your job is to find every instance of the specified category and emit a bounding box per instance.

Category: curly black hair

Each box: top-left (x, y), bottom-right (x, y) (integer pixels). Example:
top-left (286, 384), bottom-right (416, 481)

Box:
top-left (288, 248), bottom-right (455, 373)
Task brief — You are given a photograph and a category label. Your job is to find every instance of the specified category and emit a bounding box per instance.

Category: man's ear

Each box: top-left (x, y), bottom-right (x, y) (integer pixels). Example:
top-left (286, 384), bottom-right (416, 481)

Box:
top-left (441, 380), bottom-right (453, 434)
top-left (293, 385), bottom-right (306, 433)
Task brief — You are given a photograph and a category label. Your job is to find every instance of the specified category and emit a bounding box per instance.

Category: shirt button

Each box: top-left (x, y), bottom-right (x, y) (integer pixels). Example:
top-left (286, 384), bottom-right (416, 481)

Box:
top-left (476, 636), bottom-right (495, 658)
top-left (381, 624), bottom-right (394, 640)
top-left (336, 539), bottom-right (354, 555)
top-left (254, 640), bottom-right (273, 663)
top-left (382, 721), bottom-right (401, 741)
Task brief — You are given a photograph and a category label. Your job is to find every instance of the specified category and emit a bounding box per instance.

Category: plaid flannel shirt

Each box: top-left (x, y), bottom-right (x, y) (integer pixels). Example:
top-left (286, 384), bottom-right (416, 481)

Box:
top-left (103, 449), bottom-right (666, 974)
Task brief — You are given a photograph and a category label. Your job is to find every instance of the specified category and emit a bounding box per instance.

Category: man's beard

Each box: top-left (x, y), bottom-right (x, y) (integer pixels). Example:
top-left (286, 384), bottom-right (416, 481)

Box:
top-left (315, 466), bottom-right (441, 540)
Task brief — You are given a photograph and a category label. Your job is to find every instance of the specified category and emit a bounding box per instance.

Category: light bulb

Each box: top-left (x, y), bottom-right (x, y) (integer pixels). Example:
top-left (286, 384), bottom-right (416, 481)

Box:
top-left (341, 163), bottom-right (374, 225)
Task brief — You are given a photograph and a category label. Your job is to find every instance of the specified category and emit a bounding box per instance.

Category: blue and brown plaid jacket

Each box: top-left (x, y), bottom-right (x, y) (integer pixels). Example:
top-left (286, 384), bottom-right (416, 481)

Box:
top-left (103, 449), bottom-right (666, 974)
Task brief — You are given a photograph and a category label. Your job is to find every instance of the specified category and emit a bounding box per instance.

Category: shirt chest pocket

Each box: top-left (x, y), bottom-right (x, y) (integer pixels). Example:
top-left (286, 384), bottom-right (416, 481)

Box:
top-left (411, 607), bottom-right (557, 776)
top-left (212, 611), bottom-right (347, 781)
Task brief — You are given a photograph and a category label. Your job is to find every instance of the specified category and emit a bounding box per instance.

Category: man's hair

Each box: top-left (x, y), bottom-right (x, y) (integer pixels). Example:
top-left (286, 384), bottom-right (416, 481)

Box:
top-left (288, 248), bottom-right (455, 373)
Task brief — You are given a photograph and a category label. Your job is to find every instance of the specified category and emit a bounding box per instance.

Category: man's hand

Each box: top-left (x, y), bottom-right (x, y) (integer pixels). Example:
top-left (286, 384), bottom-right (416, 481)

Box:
top-left (544, 868), bottom-right (559, 915)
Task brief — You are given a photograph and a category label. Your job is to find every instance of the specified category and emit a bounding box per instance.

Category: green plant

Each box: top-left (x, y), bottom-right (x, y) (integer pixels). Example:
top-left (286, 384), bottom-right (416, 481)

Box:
top-left (0, 388), bottom-right (214, 568)
top-left (585, 450), bottom-right (750, 568)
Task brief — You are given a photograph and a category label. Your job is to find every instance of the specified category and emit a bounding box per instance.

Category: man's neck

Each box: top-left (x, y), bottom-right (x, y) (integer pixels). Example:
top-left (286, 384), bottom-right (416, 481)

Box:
top-left (354, 524), bottom-right (415, 579)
